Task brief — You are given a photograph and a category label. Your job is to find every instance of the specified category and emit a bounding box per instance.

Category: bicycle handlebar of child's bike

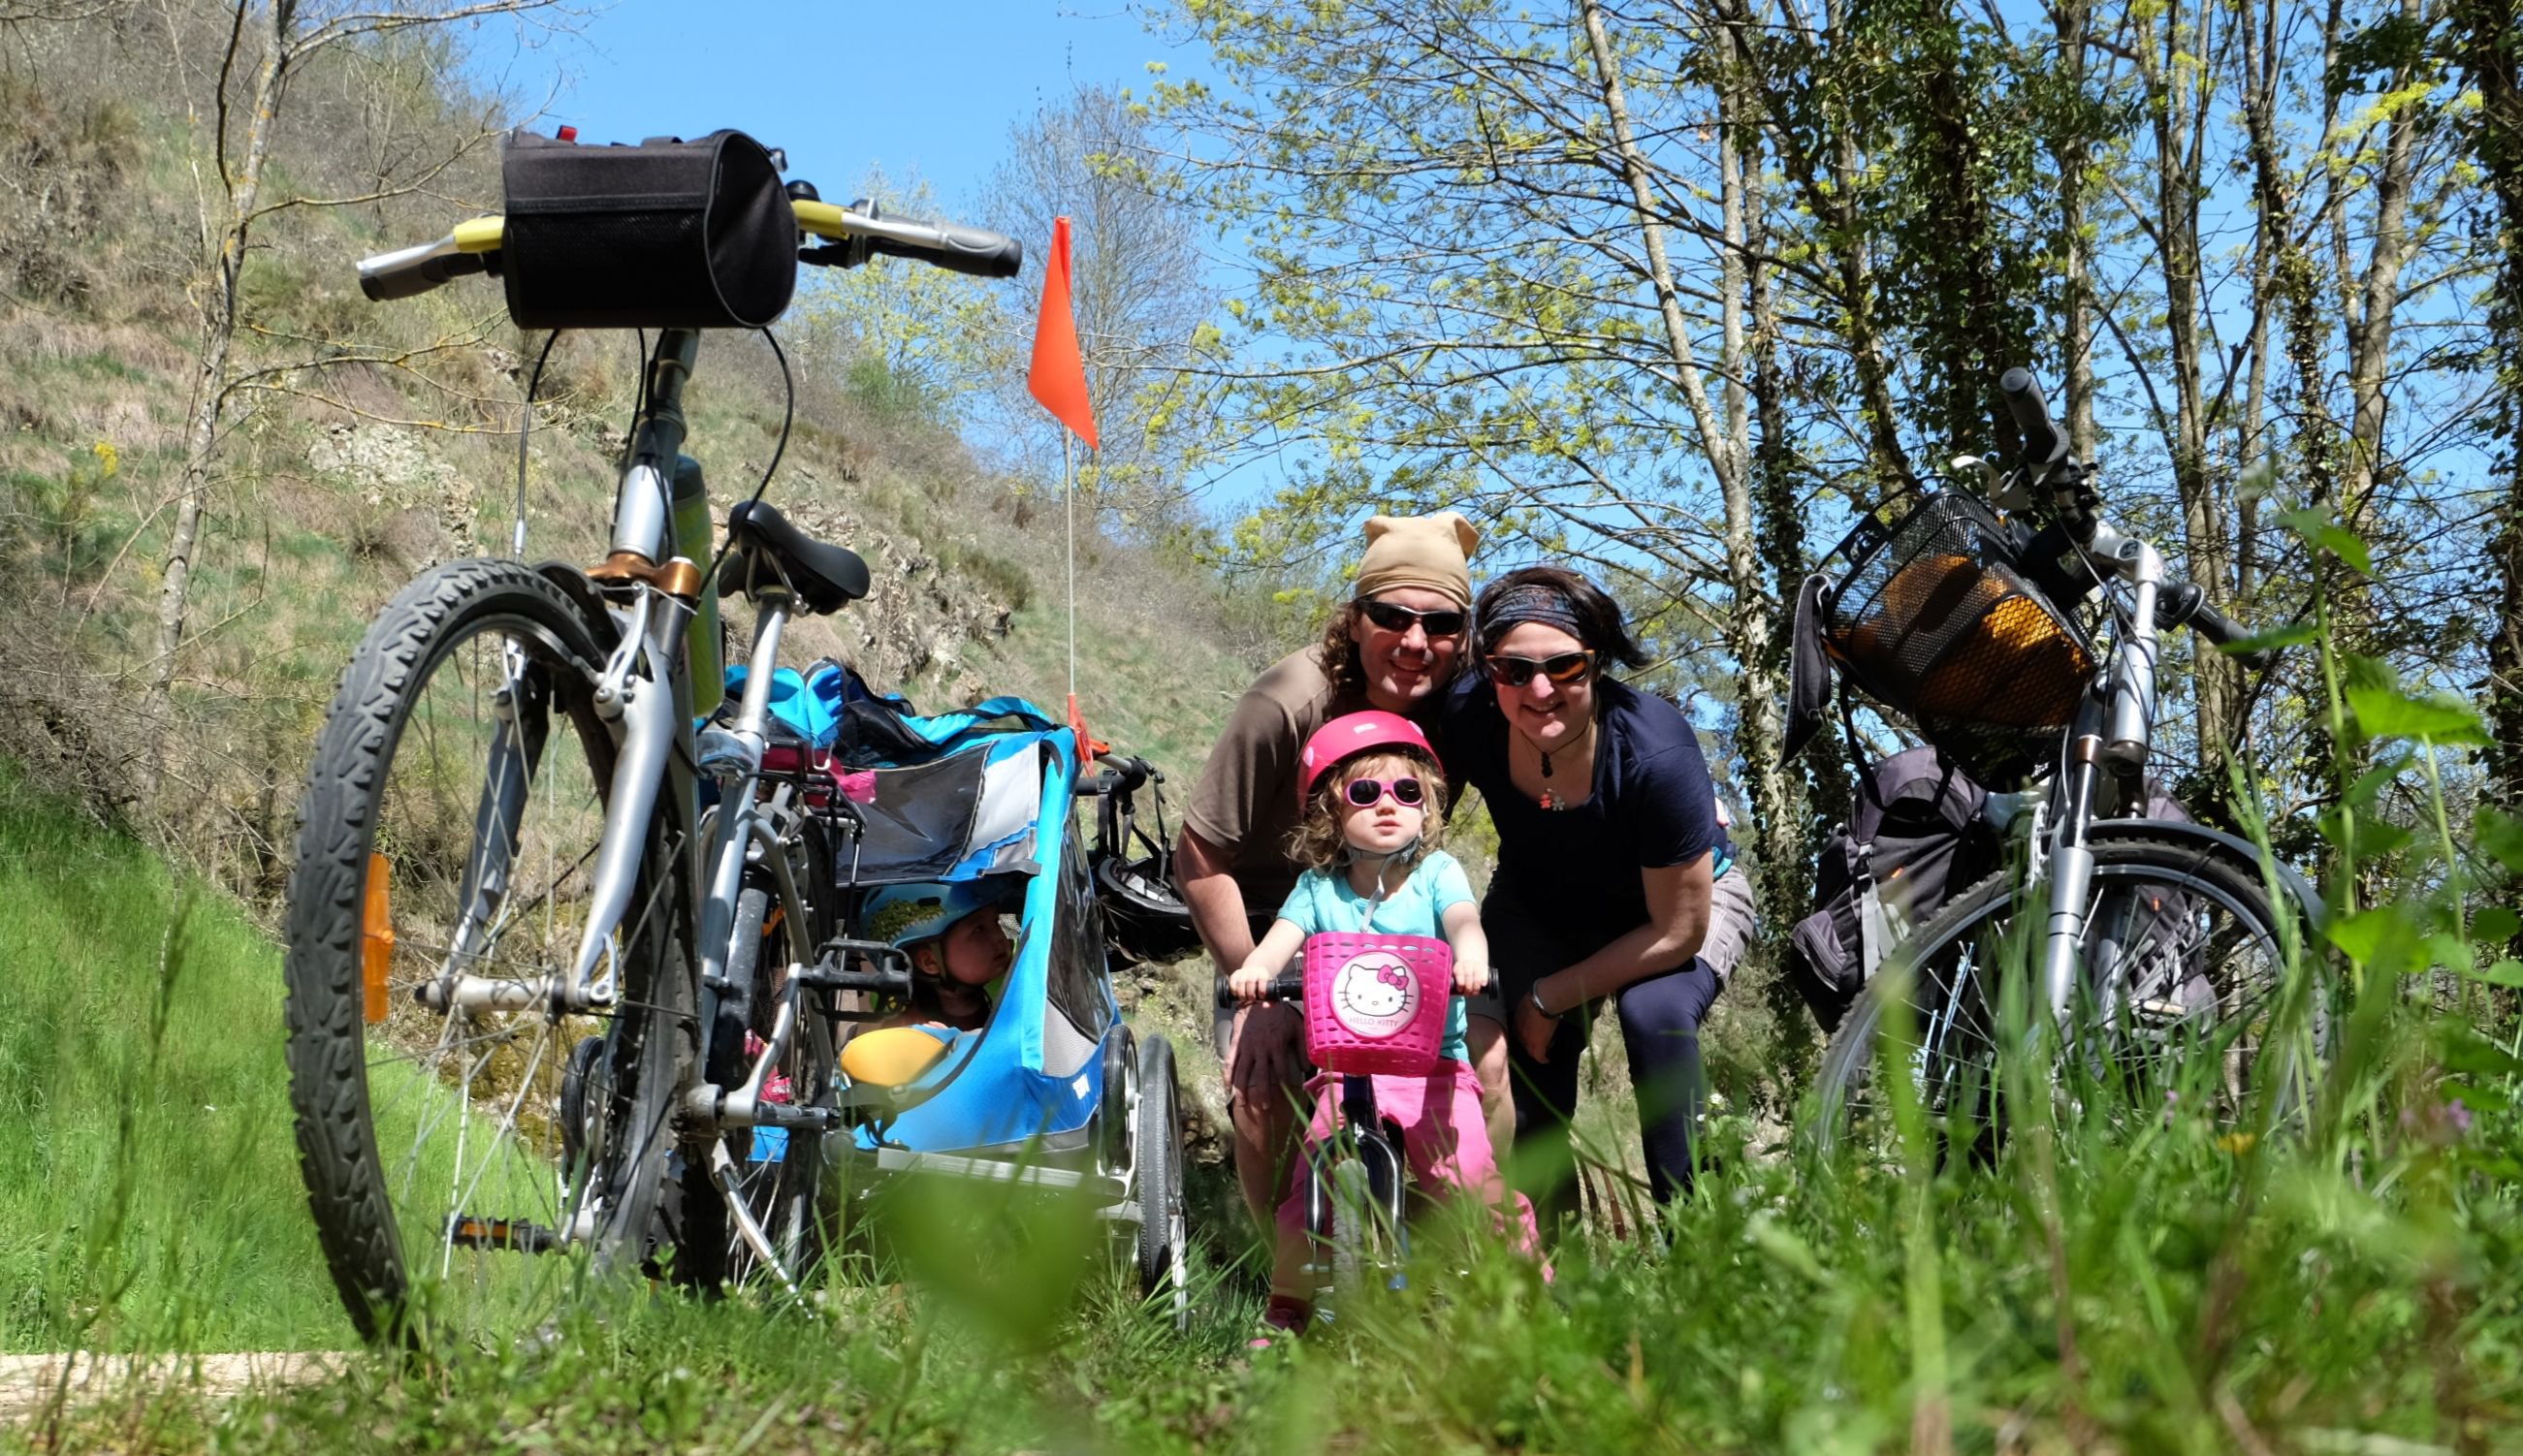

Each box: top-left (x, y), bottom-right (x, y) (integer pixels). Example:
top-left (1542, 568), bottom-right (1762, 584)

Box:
top-left (1215, 976), bottom-right (1474, 1012)
top-left (356, 197), bottom-right (1023, 302)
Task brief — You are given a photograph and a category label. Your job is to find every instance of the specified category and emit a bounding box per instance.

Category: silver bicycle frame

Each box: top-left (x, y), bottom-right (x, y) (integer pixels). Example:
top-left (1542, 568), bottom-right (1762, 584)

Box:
top-left (2032, 510), bottom-right (2168, 1024)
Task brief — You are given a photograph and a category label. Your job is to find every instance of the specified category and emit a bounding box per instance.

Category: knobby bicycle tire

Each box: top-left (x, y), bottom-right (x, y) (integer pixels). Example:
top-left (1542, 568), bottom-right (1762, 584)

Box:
top-left (282, 557), bottom-right (696, 1346)
top-left (1811, 836), bottom-right (2327, 1162)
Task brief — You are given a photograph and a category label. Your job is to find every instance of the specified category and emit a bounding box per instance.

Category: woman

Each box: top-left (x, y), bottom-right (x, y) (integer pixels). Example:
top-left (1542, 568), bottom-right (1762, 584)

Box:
top-left (1443, 565), bottom-right (1743, 1221)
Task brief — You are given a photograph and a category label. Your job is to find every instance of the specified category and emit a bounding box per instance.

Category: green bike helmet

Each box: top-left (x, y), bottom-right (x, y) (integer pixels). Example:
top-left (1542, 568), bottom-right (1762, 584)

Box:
top-left (858, 879), bottom-right (1011, 949)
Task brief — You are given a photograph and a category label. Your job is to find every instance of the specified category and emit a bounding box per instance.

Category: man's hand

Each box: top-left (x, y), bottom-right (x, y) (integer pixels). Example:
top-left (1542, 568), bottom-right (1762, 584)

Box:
top-left (1225, 1000), bottom-right (1306, 1108)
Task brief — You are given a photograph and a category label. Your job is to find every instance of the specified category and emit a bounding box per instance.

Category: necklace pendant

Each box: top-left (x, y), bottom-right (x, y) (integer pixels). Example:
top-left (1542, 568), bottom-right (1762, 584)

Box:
top-left (1539, 786), bottom-right (1562, 811)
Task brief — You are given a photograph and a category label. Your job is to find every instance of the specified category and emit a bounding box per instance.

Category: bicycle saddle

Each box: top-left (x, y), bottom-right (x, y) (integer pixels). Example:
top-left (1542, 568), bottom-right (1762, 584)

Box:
top-left (722, 498), bottom-right (871, 615)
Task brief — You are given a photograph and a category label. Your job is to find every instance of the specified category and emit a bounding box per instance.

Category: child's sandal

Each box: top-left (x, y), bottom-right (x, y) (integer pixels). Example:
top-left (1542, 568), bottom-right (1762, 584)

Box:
top-left (1247, 1296), bottom-right (1311, 1351)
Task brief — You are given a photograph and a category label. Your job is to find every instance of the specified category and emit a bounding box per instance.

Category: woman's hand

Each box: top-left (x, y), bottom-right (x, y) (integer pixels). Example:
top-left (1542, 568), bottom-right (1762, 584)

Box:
top-left (1514, 983), bottom-right (1559, 1062)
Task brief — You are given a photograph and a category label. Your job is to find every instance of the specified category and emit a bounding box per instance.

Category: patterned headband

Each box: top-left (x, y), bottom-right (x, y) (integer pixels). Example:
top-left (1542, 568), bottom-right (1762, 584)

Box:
top-left (1480, 583), bottom-right (1585, 644)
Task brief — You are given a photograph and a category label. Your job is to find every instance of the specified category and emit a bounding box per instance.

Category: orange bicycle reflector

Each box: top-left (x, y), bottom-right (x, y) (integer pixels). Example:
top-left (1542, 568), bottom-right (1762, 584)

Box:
top-left (362, 852), bottom-right (394, 1024)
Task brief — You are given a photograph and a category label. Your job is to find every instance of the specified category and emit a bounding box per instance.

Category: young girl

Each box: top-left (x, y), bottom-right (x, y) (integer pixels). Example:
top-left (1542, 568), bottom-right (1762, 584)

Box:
top-left (1230, 710), bottom-right (1544, 1345)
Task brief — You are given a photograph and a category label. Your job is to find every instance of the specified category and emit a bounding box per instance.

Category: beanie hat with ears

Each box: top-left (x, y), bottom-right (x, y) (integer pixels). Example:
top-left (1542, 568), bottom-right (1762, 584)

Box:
top-left (1353, 512), bottom-right (1481, 608)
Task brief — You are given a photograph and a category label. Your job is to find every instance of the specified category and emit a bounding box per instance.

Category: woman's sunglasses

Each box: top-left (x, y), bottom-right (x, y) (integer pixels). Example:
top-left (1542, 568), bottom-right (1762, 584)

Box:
top-left (1343, 775), bottom-right (1426, 808)
top-left (1487, 651), bottom-right (1596, 687)
top-left (1358, 599), bottom-right (1468, 637)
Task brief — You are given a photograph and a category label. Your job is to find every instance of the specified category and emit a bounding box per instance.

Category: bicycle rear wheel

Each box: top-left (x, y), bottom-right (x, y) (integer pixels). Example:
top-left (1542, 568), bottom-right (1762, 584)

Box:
top-left (284, 559), bottom-right (694, 1347)
top-left (1811, 837), bottom-right (2326, 1162)
top-left (692, 873), bottom-right (838, 1295)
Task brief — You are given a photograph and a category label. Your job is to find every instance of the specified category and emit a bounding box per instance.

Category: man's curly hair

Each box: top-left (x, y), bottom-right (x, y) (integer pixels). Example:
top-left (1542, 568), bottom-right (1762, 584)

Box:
top-left (1285, 745), bottom-right (1448, 874)
top-left (1314, 600), bottom-right (1370, 702)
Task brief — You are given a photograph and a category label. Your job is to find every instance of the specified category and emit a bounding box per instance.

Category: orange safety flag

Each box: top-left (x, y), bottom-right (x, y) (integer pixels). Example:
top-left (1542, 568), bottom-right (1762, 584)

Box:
top-left (1027, 216), bottom-right (1098, 449)
top-left (1067, 691), bottom-right (1111, 765)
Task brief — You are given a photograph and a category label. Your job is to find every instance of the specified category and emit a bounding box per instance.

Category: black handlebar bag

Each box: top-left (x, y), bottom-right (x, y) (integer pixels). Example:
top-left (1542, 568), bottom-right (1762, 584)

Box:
top-left (499, 128), bottom-right (797, 330)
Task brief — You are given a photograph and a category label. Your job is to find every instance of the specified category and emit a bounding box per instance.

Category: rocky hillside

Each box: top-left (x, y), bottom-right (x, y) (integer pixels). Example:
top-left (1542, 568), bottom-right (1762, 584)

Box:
top-left (0, 9), bottom-right (1258, 914)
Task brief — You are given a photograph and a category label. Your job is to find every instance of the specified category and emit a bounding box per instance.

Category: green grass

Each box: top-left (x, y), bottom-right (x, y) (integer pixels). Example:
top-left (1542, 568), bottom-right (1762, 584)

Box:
top-left (0, 759), bottom-right (352, 1355)
top-left (0, 712), bottom-right (2519, 1451)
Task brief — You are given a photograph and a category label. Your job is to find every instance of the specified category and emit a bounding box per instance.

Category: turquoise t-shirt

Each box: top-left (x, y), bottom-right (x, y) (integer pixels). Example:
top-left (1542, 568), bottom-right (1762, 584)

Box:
top-left (1275, 850), bottom-right (1475, 1061)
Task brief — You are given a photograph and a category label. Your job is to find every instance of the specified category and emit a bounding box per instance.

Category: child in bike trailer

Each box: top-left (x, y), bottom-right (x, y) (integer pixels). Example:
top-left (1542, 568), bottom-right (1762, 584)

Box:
top-left (1230, 711), bottom-right (1544, 1346)
top-left (859, 880), bottom-right (1018, 1032)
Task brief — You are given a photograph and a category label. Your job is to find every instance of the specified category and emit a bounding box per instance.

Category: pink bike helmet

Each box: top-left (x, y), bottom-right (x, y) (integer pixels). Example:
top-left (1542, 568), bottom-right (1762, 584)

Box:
top-left (1297, 711), bottom-right (1437, 807)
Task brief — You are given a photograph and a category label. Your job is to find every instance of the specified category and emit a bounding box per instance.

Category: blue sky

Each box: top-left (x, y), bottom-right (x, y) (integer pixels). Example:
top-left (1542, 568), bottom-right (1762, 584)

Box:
top-left (475, 2), bottom-right (1187, 215)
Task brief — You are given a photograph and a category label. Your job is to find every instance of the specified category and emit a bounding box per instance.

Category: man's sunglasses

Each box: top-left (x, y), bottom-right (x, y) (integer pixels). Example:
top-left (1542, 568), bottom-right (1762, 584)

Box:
top-left (1358, 599), bottom-right (1468, 637)
top-left (1487, 651), bottom-right (1596, 687)
top-left (1343, 775), bottom-right (1427, 808)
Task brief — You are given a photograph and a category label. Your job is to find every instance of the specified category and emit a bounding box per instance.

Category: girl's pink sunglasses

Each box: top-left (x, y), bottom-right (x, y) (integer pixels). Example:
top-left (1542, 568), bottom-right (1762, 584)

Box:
top-left (1344, 775), bottom-right (1426, 808)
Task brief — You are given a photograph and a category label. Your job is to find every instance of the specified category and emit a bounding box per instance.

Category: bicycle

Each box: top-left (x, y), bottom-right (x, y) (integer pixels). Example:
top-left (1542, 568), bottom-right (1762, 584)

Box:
top-left (1214, 973), bottom-right (1481, 1319)
top-left (1805, 368), bottom-right (2330, 1157)
top-left (279, 128), bottom-right (1033, 1345)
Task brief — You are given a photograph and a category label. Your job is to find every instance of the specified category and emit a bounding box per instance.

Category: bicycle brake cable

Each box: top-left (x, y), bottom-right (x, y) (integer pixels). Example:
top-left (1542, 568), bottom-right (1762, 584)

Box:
top-left (691, 327), bottom-right (796, 605)
top-left (513, 331), bottom-right (561, 557)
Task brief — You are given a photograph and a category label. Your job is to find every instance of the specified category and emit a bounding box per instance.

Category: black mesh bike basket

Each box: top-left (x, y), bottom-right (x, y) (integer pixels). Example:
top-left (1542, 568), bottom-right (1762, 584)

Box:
top-left (498, 129), bottom-right (797, 331)
top-left (1821, 491), bottom-right (2095, 785)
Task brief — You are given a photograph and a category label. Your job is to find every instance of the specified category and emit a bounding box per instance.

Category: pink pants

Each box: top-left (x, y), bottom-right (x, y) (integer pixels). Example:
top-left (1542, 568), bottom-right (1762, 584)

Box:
top-left (1276, 1058), bottom-right (1546, 1264)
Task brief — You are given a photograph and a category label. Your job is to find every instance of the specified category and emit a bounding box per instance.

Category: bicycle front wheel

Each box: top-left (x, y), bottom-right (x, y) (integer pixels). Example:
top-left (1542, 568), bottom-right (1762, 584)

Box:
top-left (284, 559), bottom-right (694, 1347)
top-left (1811, 836), bottom-right (2326, 1162)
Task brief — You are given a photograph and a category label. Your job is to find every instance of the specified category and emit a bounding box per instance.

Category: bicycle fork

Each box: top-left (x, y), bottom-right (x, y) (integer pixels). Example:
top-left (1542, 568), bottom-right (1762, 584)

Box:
top-left (1304, 1076), bottom-right (1410, 1316)
top-left (417, 585), bottom-right (690, 1017)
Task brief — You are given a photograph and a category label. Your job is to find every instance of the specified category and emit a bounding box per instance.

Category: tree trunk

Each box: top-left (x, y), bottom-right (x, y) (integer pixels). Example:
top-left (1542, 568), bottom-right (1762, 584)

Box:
top-left (2138, 0), bottom-right (2240, 792)
top-left (148, 2), bottom-right (290, 744)
top-left (1583, 0), bottom-right (1799, 1059)
top-left (2051, 0), bottom-right (2098, 458)
top-left (2452, 0), bottom-right (2523, 981)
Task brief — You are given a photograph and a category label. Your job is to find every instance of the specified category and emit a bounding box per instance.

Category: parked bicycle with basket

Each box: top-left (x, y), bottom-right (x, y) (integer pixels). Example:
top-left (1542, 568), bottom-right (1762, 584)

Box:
top-left (1785, 368), bottom-right (2329, 1157)
top-left (280, 127), bottom-right (1188, 1347)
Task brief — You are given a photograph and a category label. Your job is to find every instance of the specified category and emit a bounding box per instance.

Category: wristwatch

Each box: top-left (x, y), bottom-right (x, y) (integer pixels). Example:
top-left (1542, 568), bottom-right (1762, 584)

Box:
top-left (1529, 985), bottom-right (1559, 1021)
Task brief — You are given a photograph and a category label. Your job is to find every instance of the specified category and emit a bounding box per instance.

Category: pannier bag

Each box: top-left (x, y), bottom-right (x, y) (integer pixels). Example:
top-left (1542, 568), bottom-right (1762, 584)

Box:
top-left (500, 128), bottom-right (798, 331)
top-left (1786, 746), bottom-right (1996, 1031)
top-left (1785, 744), bottom-right (2200, 1032)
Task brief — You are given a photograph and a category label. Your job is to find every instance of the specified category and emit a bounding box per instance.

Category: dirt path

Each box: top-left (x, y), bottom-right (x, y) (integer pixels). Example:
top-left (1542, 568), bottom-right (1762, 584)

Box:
top-left (0, 1352), bottom-right (344, 1422)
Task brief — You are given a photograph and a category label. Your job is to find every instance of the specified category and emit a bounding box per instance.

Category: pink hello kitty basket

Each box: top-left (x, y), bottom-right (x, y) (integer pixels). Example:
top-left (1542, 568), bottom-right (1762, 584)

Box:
top-left (1300, 931), bottom-right (1453, 1075)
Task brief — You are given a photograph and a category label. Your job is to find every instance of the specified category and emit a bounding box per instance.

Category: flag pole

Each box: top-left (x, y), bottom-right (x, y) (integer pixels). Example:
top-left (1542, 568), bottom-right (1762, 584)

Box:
top-left (1065, 428), bottom-right (1076, 705)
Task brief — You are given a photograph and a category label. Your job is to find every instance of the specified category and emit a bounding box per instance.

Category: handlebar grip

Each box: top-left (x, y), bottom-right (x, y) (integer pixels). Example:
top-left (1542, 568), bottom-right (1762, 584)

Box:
top-left (862, 214), bottom-right (1023, 278)
top-left (358, 245), bottom-right (488, 302)
top-left (2156, 584), bottom-right (2281, 673)
top-left (1999, 367), bottom-right (2066, 468)
top-left (1216, 973), bottom-right (1308, 1011)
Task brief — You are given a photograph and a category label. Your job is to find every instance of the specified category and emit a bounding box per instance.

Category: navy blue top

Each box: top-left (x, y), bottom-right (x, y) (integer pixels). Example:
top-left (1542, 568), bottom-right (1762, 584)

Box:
top-left (1441, 676), bottom-right (1722, 949)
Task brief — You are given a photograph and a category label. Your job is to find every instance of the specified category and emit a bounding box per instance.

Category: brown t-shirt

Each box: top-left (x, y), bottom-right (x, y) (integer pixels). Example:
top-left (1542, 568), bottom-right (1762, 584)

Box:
top-left (1184, 648), bottom-right (1369, 914)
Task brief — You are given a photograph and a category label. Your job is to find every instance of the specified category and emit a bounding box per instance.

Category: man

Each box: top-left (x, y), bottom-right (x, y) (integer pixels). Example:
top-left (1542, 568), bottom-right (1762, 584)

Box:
top-left (1177, 511), bottom-right (1492, 1238)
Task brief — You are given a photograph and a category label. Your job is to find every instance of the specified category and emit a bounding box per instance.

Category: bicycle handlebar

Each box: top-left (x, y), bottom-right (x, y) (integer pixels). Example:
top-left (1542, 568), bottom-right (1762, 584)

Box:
top-left (1999, 366), bottom-right (2067, 470)
top-left (357, 215), bottom-right (506, 302)
top-left (1216, 974), bottom-right (1308, 1010)
top-left (2000, 366), bottom-right (2283, 673)
top-left (1214, 975), bottom-right (1479, 1012)
top-left (355, 196), bottom-right (1022, 302)
top-left (2154, 584), bottom-right (2281, 673)
top-left (794, 200), bottom-right (1022, 278)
